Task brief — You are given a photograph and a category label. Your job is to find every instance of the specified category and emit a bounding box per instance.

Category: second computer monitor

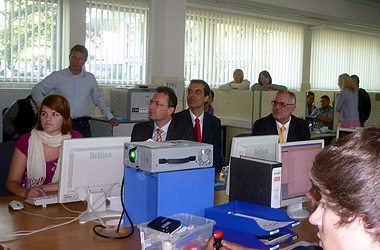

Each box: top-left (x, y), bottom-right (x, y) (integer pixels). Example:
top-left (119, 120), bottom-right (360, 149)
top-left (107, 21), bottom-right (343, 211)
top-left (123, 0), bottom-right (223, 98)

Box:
top-left (226, 135), bottom-right (279, 195)
top-left (276, 139), bottom-right (324, 218)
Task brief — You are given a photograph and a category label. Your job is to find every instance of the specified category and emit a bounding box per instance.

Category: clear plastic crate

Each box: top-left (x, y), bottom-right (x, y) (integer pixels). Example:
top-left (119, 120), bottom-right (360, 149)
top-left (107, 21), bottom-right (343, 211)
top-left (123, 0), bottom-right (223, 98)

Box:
top-left (137, 213), bottom-right (216, 250)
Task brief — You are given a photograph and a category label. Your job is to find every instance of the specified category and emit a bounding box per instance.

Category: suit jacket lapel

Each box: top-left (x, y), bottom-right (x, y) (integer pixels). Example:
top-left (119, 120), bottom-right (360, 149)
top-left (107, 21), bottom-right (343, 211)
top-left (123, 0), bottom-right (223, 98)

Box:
top-left (166, 119), bottom-right (177, 140)
top-left (287, 115), bottom-right (296, 142)
top-left (269, 114), bottom-right (278, 135)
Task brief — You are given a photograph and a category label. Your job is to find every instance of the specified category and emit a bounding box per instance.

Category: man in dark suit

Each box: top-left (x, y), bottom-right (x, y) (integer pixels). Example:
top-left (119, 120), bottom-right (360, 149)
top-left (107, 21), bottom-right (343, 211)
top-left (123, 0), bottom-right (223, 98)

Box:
top-left (174, 80), bottom-right (222, 172)
top-left (252, 90), bottom-right (310, 142)
top-left (131, 86), bottom-right (195, 142)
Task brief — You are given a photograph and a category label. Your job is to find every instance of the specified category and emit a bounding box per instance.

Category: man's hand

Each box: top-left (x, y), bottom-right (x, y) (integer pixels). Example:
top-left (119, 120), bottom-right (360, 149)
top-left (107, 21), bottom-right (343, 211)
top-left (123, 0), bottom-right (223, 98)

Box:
top-left (306, 186), bottom-right (321, 212)
top-left (202, 236), bottom-right (258, 250)
top-left (12, 133), bottom-right (21, 139)
top-left (109, 118), bottom-right (120, 126)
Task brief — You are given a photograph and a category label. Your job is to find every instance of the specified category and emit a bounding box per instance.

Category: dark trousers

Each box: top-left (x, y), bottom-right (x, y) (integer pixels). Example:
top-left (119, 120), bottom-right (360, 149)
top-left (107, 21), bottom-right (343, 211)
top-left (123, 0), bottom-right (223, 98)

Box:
top-left (71, 118), bottom-right (92, 138)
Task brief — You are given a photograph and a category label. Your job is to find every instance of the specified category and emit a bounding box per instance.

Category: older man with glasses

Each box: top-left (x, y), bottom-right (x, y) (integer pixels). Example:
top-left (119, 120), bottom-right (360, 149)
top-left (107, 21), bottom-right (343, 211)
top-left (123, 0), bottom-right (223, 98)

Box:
top-left (131, 86), bottom-right (195, 142)
top-left (252, 90), bottom-right (310, 142)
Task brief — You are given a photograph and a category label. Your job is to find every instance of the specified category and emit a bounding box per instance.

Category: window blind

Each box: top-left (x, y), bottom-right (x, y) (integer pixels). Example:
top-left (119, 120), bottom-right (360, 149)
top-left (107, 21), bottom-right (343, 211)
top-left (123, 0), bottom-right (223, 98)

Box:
top-left (0, 0), bottom-right (61, 83)
top-left (311, 28), bottom-right (380, 91)
top-left (86, 0), bottom-right (149, 85)
top-left (185, 7), bottom-right (304, 89)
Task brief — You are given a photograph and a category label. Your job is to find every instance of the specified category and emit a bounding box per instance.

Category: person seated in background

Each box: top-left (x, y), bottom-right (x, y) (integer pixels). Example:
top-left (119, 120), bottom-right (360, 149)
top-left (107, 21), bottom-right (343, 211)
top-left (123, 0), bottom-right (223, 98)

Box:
top-left (204, 90), bottom-right (215, 115)
top-left (251, 70), bottom-right (287, 91)
top-left (204, 127), bottom-right (380, 250)
top-left (306, 91), bottom-right (316, 115)
top-left (6, 94), bottom-right (82, 198)
top-left (2, 95), bottom-right (38, 142)
top-left (308, 95), bottom-right (334, 130)
top-left (131, 86), bottom-right (195, 142)
top-left (219, 69), bottom-right (250, 91)
top-left (252, 90), bottom-right (310, 142)
top-left (351, 74), bottom-right (371, 127)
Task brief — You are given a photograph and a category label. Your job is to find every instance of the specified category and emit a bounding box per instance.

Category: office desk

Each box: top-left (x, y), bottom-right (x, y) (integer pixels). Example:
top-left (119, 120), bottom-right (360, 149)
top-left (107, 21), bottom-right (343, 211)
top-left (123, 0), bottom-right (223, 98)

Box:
top-left (1, 180), bottom-right (319, 250)
top-left (0, 196), bottom-right (139, 250)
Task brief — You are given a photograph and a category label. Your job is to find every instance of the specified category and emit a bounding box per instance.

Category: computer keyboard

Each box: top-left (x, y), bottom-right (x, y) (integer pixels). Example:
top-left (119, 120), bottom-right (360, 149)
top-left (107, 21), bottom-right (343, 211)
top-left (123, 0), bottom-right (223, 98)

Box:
top-left (25, 194), bottom-right (59, 207)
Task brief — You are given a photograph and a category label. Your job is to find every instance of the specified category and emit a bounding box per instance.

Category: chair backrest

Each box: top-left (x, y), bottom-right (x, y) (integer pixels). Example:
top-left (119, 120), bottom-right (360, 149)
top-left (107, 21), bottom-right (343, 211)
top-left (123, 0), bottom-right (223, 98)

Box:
top-left (2, 107), bottom-right (11, 142)
top-left (0, 141), bottom-right (17, 197)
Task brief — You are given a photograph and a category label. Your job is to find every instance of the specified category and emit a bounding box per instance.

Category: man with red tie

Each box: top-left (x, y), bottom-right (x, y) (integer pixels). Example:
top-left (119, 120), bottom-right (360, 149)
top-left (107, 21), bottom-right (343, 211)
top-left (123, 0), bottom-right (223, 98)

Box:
top-left (174, 80), bottom-right (222, 172)
top-left (131, 86), bottom-right (195, 142)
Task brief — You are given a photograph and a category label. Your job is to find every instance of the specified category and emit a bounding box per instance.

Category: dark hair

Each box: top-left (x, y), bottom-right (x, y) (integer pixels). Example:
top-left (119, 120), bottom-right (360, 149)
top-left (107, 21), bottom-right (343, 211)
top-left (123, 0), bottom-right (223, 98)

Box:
top-left (351, 74), bottom-right (360, 86)
top-left (258, 70), bottom-right (272, 86)
top-left (155, 86), bottom-right (177, 109)
top-left (311, 127), bottom-right (380, 242)
top-left (190, 79), bottom-right (210, 97)
top-left (36, 94), bottom-right (72, 135)
top-left (307, 91), bottom-right (315, 98)
top-left (274, 90), bottom-right (296, 104)
top-left (210, 90), bottom-right (215, 99)
top-left (320, 95), bottom-right (330, 101)
top-left (70, 44), bottom-right (88, 60)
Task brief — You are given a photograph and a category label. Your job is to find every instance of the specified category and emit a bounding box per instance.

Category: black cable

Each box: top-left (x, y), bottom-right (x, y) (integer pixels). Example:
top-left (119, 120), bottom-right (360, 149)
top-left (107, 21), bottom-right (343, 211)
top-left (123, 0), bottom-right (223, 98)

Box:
top-left (92, 176), bottom-right (135, 239)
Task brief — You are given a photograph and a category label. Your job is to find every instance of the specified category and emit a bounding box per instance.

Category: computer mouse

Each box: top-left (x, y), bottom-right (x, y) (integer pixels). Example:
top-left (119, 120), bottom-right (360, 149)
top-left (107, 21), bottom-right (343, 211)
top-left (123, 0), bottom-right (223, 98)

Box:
top-left (9, 200), bottom-right (24, 211)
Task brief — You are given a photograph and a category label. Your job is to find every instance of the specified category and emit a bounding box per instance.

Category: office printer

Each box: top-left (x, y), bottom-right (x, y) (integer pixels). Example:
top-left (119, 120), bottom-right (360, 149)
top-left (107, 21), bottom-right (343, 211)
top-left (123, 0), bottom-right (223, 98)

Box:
top-left (111, 86), bottom-right (157, 122)
top-left (124, 140), bottom-right (213, 173)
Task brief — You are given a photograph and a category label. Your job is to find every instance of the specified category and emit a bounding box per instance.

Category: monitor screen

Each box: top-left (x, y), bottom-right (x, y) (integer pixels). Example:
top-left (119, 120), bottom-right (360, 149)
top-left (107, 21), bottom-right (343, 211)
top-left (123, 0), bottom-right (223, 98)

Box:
top-left (276, 139), bottom-right (324, 218)
top-left (226, 135), bottom-right (279, 195)
top-left (336, 127), bottom-right (361, 139)
top-left (58, 136), bottom-right (131, 224)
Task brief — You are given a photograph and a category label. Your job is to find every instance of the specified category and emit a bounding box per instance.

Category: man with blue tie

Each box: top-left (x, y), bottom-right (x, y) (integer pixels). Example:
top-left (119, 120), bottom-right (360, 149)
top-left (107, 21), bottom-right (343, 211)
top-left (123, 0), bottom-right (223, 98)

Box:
top-left (174, 80), bottom-right (222, 172)
top-left (131, 86), bottom-right (195, 142)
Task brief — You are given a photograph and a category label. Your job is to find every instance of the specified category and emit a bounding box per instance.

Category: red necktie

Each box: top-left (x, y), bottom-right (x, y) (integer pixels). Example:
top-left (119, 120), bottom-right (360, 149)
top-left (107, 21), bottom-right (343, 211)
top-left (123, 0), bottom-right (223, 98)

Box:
top-left (156, 128), bottom-right (162, 142)
top-left (194, 118), bottom-right (202, 142)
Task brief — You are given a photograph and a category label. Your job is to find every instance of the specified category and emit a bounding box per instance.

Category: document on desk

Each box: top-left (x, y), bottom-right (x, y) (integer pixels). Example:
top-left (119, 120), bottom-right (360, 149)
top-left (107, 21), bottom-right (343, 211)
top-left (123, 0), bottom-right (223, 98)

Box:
top-left (234, 213), bottom-right (294, 231)
top-left (280, 241), bottom-right (320, 250)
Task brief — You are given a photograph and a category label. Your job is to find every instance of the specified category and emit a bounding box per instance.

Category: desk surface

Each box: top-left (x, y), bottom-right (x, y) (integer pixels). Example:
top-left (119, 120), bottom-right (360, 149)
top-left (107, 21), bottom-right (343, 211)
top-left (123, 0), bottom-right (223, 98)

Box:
top-left (0, 196), bottom-right (139, 250)
top-left (1, 175), bottom-right (318, 250)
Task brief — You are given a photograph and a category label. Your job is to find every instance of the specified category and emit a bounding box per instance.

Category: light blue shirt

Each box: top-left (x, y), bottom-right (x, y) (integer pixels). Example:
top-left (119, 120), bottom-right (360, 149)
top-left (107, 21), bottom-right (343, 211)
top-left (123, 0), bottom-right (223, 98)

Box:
top-left (31, 68), bottom-right (114, 120)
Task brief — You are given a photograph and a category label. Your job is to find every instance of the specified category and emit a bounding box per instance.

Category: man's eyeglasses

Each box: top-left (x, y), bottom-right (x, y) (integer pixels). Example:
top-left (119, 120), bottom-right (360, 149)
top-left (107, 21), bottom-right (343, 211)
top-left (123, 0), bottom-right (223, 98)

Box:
top-left (150, 100), bottom-right (168, 107)
top-left (271, 101), bottom-right (295, 108)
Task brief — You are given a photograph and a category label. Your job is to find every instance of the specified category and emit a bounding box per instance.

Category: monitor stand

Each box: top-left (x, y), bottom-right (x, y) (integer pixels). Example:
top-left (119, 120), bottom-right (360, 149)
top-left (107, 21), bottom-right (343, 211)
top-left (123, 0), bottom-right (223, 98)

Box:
top-left (79, 191), bottom-right (122, 224)
top-left (286, 202), bottom-right (310, 219)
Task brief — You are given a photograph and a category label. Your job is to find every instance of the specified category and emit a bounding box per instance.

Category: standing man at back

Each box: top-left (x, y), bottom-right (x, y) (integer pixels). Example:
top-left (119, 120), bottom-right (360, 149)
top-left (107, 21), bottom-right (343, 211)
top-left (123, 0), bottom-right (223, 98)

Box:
top-left (31, 44), bottom-right (119, 137)
top-left (131, 86), bottom-right (195, 142)
top-left (351, 74), bottom-right (371, 127)
top-left (252, 90), bottom-right (310, 142)
top-left (174, 80), bottom-right (222, 172)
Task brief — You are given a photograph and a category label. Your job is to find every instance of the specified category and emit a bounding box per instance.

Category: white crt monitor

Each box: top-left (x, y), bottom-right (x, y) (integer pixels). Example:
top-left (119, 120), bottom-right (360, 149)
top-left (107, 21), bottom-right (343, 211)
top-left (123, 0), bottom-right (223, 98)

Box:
top-left (276, 139), bottom-right (324, 218)
top-left (226, 135), bottom-right (279, 195)
top-left (58, 136), bottom-right (131, 224)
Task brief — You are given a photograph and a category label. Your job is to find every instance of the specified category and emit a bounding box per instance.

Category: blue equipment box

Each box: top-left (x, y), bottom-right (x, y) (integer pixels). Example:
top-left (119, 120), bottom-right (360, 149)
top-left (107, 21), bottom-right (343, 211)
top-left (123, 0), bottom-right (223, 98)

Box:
top-left (205, 201), bottom-right (299, 236)
top-left (124, 167), bottom-right (214, 225)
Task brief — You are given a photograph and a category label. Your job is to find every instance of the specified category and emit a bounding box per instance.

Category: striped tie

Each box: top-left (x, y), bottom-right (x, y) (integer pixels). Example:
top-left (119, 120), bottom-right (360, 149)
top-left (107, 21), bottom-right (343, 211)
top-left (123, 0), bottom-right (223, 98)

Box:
top-left (156, 128), bottom-right (162, 142)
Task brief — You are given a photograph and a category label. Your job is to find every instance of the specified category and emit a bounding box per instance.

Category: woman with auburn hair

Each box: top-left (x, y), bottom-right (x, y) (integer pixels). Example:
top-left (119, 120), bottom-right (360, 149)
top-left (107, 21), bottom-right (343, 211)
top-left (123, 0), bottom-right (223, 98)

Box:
top-left (336, 73), bottom-right (360, 128)
top-left (6, 94), bottom-right (82, 198)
